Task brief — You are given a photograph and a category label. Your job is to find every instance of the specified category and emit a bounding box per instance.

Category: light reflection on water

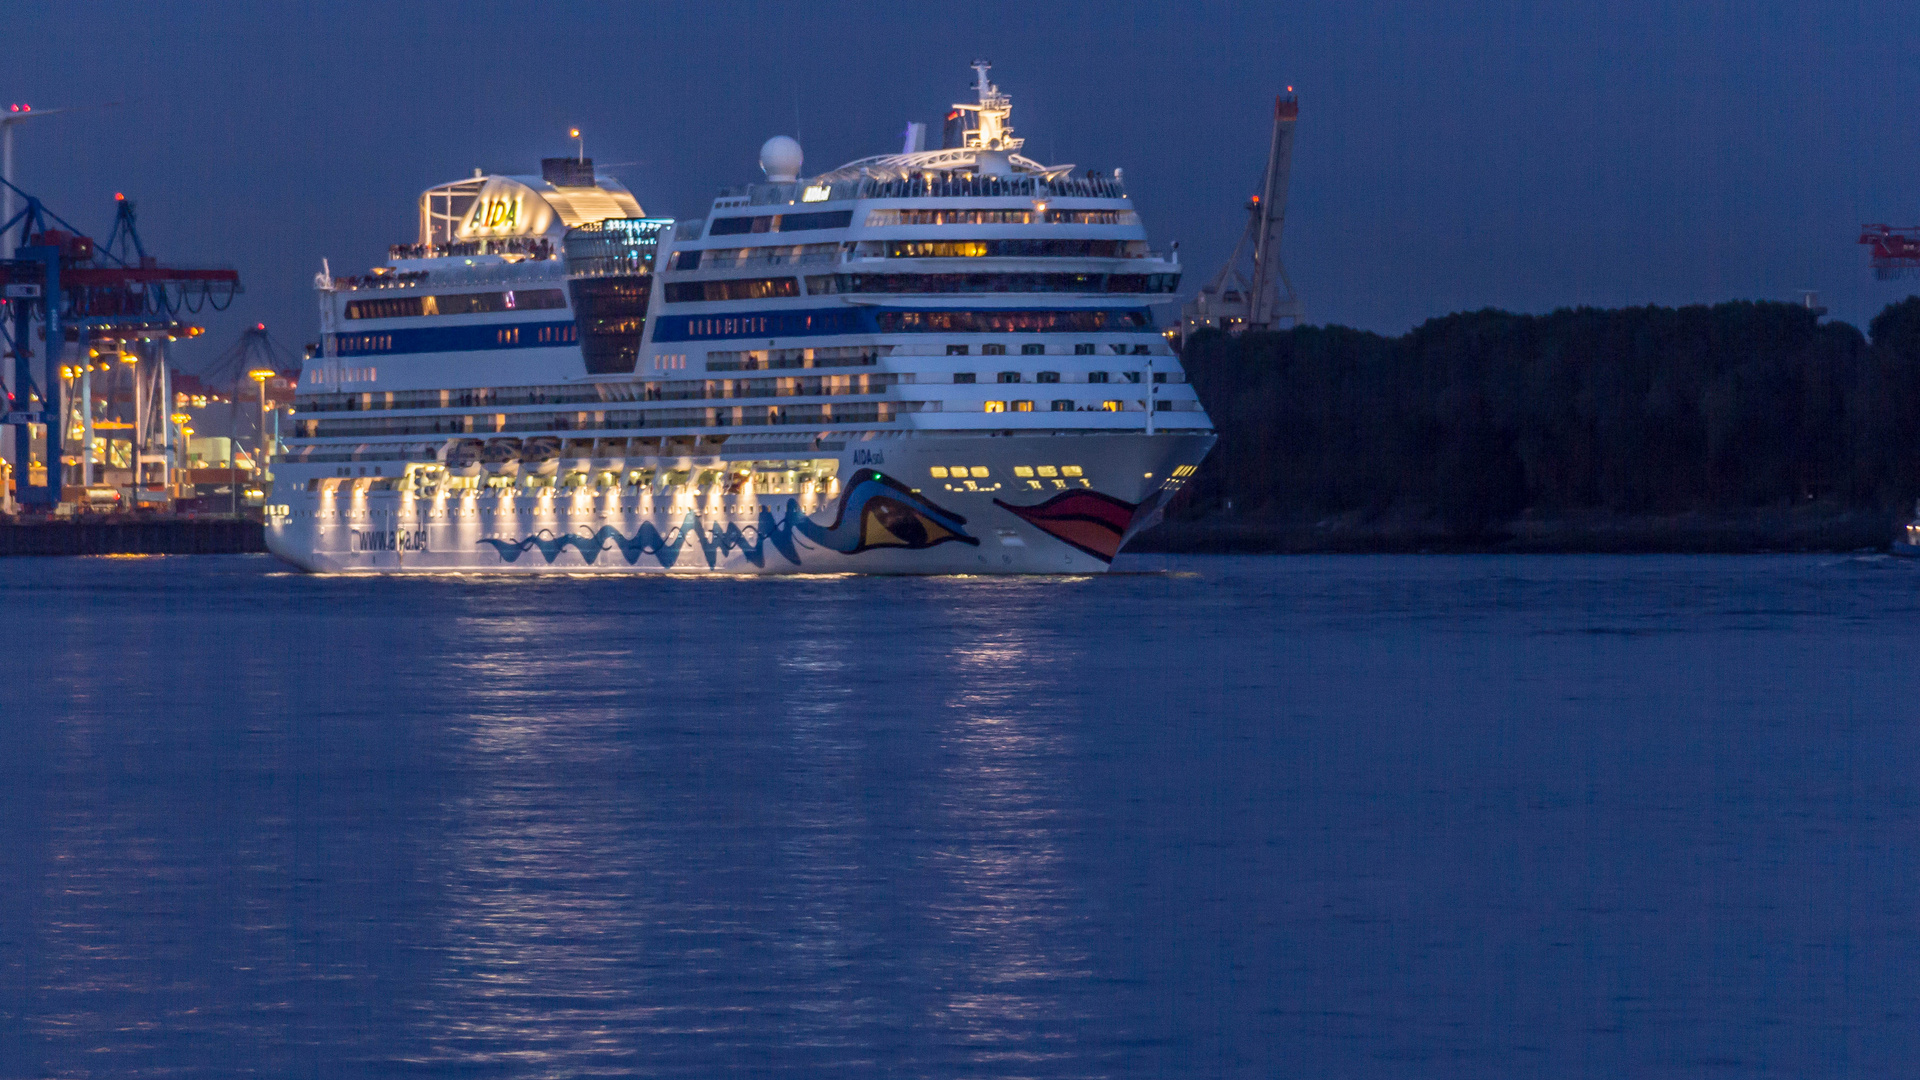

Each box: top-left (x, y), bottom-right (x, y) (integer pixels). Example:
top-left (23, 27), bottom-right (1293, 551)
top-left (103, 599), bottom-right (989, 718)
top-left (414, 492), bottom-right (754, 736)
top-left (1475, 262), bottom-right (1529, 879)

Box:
top-left (5, 554), bottom-right (1920, 1078)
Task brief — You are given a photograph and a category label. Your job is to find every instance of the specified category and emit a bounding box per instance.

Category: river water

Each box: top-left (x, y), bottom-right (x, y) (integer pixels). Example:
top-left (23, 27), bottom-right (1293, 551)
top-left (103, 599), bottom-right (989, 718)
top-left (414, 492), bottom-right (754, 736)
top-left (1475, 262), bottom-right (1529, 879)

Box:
top-left (1, 554), bottom-right (1916, 1078)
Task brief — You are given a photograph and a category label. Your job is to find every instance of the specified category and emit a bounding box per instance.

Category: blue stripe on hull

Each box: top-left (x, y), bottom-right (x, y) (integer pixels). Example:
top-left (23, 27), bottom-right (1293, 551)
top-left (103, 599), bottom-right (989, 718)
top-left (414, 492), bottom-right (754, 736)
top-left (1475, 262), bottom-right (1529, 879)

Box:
top-left (331, 321), bottom-right (577, 357)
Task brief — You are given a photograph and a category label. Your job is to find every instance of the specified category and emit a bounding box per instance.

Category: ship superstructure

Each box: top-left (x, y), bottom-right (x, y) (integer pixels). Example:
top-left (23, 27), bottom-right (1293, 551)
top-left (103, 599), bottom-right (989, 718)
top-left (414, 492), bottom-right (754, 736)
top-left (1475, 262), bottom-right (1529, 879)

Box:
top-left (266, 63), bottom-right (1214, 573)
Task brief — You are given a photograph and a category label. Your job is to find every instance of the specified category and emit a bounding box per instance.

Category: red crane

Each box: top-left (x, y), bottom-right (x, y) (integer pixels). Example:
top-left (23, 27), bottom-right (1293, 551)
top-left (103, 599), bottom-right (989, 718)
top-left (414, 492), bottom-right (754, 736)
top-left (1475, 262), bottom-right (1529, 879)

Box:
top-left (1, 184), bottom-right (241, 508)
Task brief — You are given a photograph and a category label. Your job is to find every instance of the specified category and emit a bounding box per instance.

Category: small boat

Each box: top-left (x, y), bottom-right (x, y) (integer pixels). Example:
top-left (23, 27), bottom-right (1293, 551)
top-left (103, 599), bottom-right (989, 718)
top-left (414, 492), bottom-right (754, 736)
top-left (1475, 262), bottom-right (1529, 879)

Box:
top-left (1894, 500), bottom-right (1920, 555)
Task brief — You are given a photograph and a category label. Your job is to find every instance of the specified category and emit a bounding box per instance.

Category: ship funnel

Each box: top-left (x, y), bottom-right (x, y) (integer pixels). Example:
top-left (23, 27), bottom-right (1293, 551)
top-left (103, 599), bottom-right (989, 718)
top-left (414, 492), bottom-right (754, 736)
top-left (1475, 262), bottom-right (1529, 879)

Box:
top-left (542, 157), bottom-right (595, 187)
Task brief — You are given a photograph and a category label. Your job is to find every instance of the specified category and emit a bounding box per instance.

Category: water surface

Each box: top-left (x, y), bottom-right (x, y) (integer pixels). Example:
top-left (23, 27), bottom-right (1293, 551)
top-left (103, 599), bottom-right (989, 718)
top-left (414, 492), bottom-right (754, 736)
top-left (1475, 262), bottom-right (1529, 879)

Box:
top-left (1, 554), bottom-right (1916, 1077)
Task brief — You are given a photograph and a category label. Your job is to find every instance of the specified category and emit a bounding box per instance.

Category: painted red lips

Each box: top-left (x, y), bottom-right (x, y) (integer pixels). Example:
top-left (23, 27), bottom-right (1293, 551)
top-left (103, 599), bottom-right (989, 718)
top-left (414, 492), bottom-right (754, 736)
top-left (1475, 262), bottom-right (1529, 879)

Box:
top-left (993, 489), bottom-right (1144, 562)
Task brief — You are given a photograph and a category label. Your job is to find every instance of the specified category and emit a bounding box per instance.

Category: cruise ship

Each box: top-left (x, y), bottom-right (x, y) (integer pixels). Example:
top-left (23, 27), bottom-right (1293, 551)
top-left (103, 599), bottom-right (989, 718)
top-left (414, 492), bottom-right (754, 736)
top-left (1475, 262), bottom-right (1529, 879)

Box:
top-left (265, 62), bottom-right (1215, 573)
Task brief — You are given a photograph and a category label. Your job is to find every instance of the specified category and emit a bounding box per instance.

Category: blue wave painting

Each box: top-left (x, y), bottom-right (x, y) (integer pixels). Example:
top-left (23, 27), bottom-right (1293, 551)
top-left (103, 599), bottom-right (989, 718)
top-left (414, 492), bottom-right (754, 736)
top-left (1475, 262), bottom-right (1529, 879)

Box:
top-left (476, 472), bottom-right (976, 569)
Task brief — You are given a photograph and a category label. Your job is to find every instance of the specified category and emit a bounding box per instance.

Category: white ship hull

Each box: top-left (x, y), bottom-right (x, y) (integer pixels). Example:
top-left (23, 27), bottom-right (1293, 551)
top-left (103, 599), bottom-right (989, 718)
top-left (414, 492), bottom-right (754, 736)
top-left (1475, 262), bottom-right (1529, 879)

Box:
top-left (266, 432), bottom-right (1210, 574)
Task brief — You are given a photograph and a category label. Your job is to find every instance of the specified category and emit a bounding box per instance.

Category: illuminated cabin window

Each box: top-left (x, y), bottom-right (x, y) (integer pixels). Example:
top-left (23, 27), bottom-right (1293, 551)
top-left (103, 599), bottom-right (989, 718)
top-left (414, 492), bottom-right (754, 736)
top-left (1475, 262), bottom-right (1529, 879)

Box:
top-left (1101, 400), bottom-right (1122, 412)
top-left (1062, 466), bottom-right (1084, 476)
top-left (662, 277), bottom-right (800, 303)
top-left (886, 239), bottom-right (1127, 258)
top-left (970, 466), bottom-right (989, 477)
top-left (983, 401), bottom-right (1007, 413)
top-left (1037, 466), bottom-right (1059, 477)
top-left (343, 289), bottom-right (566, 320)
top-left (810, 272), bottom-right (1178, 295)
top-left (1011, 400), bottom-right (1034, 412)
top-left (873, 310), bottom-right (1152, 333)
top-left (930, 466), bottom-right (950, 478)
top-left (1014, 466), bottom-right (1034, 477)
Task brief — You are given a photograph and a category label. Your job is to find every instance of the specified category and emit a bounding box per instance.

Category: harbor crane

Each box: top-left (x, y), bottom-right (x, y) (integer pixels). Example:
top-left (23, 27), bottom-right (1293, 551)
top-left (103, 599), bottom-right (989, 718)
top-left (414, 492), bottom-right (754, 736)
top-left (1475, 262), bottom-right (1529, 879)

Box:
top-left (1183, 92), bottom-right (1303, 337)
top-left (0, 182), bottom-right (240, 509)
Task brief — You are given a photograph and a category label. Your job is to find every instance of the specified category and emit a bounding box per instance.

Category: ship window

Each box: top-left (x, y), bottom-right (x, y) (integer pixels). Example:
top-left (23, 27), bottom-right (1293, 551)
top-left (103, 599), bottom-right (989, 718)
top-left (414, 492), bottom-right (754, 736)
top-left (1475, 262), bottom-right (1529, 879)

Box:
top-left (948, 464), bottom-right (969, 475)
top-left (970, 467), bottom-right (990, 478)
top-left (1133, 345), bottom-right (1151, 355)
top-left (1051, 400), bottom-right (1073, 411)
top-left (673, 249), bottom-right (703, 270)
top-left (1036, 371), bottom-right (1060, 383)
top-left (886, 239), bottom-right (1125, 258)
top-left (1111, 344), bottom-right (1128, 354)
top-left (983, 401), bottom-right (1006, 413)
top-left (708, 216), bottom-right (760, 236)
top-left (1123, 371), bottom-right (1142, 383)
top-left (953, 372), bottom-right (975, 383)
top-left (1101, 400), bottom-right (1122, 411)
top-left (1075, 343), bottom-right (1095, 355)
top-left (946, 344), bottom-right (969, 355)
top-left (663, 277), bottom-right (800, 303)
top-left (930, 466), bottom-right (949, 478)
top-left (1022, 343), bottom-right (1045, 355)
top-left (778, 210), bottom-right (853, 232)
top-left (1037, 466), bottom-right (1059, 477)
top-left (1011, 400), bottom-right (1034, 412)
top-left (872, 310), bottom-right (1154, 334)
top-left (1014, 466), bottom-right (1034, 477)
top-left (1152, 372), bottom-right (1168, 383)
top-left (997, 372), bottom-right (1021, 383)
top-left (982, 343), bottom-right (1006, 355)
top-left (808, 272), bottom-right (1176, 295)
top-left (1088, 371), bottom-right (1109, 383)
top-left (1062, 465), bottom-right (1083, 476)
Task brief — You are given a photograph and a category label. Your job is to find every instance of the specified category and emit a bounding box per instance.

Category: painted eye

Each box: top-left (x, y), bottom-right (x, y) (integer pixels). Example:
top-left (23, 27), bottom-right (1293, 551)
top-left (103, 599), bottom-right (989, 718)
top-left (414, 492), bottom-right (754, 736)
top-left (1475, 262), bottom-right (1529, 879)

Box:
top-left (862, 496), bottom-right (957, 549)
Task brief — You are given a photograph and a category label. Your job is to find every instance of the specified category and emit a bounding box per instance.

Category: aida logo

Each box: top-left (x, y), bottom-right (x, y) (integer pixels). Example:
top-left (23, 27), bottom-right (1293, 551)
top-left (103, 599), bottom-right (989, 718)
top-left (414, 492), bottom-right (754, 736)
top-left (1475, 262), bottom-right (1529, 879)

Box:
top-left (467, 196), bottom-right (521, 232)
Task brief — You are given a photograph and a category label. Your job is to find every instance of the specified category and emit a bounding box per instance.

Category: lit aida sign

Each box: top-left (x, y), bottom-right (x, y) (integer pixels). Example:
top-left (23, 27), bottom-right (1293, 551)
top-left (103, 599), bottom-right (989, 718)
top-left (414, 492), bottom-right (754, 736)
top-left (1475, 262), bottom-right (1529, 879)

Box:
top-left (456, 177), bottom-right (557, 239)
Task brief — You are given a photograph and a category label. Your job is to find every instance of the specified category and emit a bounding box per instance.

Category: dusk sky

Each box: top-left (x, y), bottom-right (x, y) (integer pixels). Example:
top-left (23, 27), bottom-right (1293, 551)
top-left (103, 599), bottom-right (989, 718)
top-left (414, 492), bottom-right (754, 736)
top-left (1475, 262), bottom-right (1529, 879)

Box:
top-left (7, 0), bottom-right (1919, 370)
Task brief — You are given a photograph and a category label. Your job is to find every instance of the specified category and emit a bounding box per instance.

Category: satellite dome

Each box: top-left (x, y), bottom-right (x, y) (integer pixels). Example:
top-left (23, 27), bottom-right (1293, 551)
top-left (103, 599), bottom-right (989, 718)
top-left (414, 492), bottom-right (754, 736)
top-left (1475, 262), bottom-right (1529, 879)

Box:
top-left (759, 135), bottom-right (803, 182)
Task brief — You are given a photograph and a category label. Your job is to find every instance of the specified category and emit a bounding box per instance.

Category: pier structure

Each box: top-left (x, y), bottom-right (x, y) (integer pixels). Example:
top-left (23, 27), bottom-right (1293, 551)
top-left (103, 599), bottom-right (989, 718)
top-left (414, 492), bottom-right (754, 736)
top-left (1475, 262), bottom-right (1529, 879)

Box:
top-left (0, 183), bottom-right (240, 511)
top-left (1182, 93), bottom-right (1302, 337)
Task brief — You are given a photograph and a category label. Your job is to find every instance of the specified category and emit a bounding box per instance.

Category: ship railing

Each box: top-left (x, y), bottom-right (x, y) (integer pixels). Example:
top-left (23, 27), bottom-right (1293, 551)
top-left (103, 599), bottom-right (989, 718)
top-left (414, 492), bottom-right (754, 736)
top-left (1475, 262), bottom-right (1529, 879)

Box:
top-left (388, 237), bottom-right (556, 261)
top-left (853, 174), bottom-right (1127, 201)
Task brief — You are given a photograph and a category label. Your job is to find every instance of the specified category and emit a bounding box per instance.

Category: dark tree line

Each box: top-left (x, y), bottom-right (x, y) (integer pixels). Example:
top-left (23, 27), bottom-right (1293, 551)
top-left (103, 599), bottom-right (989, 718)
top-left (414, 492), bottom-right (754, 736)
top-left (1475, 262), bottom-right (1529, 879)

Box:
top-left (1179, 298), bottom-right (1920, 532)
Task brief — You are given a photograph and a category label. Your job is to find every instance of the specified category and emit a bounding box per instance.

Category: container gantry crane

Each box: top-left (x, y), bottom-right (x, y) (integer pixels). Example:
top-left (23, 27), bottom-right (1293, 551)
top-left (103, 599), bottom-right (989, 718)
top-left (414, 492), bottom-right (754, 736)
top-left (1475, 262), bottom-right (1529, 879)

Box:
top-left (0, 182), bottom-right (240, 509)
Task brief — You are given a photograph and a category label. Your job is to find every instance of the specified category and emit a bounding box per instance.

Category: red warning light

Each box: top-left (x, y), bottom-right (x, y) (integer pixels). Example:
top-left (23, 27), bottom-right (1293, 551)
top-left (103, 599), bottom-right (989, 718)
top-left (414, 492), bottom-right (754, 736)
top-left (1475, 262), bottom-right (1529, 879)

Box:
top-left (255, 323), bottom-right (266, 330)
top-left (115, 192), bottom-right (124, 200)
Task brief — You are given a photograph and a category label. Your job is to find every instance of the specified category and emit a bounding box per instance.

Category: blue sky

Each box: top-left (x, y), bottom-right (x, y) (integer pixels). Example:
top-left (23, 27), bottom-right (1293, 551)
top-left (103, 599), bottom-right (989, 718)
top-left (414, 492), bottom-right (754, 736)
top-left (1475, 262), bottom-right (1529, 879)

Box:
top-left (7, 0), bottom-right (1919, 367)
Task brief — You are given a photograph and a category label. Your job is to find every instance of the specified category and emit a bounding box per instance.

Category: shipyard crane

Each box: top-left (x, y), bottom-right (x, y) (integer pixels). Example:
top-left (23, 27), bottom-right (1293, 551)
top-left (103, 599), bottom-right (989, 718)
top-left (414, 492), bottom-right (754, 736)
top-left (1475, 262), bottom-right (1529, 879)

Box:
top-left (0, 182), bottom-right (240, 509)
top-left (1183, 92), bottom-right (1303, 337)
